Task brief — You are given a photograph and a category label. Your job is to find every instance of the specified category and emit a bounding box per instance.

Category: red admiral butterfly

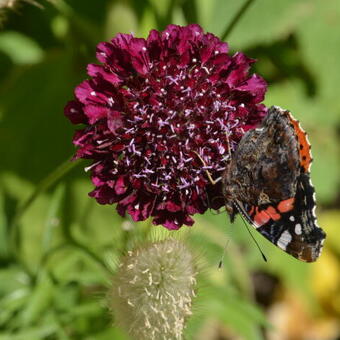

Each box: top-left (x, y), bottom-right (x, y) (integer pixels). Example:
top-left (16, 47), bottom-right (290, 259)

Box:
top-left (223, 106), bottom-right (326, 262)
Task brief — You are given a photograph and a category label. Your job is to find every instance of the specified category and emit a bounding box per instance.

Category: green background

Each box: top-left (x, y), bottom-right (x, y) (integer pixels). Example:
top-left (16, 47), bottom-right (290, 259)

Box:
top-left (0, 0), bottom-right (339, 339)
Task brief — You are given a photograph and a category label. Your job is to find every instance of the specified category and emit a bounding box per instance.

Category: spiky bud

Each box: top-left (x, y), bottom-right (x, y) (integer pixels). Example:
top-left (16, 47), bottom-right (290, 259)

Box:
top-left (108, 238), bottom-right (198, 340)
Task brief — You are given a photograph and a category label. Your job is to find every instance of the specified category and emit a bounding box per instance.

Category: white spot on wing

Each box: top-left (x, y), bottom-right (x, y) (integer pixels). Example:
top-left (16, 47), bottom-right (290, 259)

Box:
top-left (295, 223), bottom-right (302, 235)
top-left (277, 230), bottom-right (292, 251)
top-left (289, 216), bottom-right (295, 222)
top-left (312, 206), bottom-right (317, 218)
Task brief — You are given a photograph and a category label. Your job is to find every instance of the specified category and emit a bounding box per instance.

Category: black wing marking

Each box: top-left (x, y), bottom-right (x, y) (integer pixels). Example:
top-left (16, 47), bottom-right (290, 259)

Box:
top-left (236, 173), bottom-right (325, 262)
top-left (256, 173), bottom-right (325, 262)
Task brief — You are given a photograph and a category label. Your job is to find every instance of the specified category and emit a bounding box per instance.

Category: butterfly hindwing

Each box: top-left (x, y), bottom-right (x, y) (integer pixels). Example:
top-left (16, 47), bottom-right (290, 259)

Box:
top-left (244, 173), bottom-right (325, 262)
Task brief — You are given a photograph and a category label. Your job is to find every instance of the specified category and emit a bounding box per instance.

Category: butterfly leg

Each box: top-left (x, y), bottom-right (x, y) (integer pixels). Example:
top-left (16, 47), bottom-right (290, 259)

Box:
top-left (193, 151), bottom-right (221, 185)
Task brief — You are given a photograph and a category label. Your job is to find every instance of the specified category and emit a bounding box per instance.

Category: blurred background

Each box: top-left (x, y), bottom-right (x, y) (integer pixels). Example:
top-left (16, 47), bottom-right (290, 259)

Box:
top-left (0, 0), bottom-right (340, 339)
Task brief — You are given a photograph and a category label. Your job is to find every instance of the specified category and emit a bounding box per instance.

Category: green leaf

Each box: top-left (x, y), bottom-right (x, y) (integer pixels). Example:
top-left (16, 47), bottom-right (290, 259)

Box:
top-left (266, 81), bottom-right (340, 204)
top-left (0, 287), bottom-right (30, 327)
top-left (18, 271), bottom-right (54, 326)
top-left (41, 184), bottom-right (65, 255)
top-left (105, 2), bottom-right (138, 39)
top-left (181, 0), bottom-right (199, 24)
top-left (0, 323), bottom-right (57, 340)
top-left (296, 0), bottom-right (340, 109)
top-left (207, 0), bottom-right (306, 48)
top-left (0, 52), bottom-right (80, 183)
top-left (0, 31), bottom-right (44, 64)
top-left (190, 281), bottom-right (268, 340)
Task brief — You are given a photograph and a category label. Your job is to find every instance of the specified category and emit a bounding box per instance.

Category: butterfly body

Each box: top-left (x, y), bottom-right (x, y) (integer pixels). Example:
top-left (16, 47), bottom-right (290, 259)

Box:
top-left (223, 106), bottom-right (326, 262)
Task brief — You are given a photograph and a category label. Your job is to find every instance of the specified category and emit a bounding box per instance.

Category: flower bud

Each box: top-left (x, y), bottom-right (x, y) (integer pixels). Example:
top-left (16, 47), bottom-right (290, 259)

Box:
top-left (108, 238), bottom-right (198, 340)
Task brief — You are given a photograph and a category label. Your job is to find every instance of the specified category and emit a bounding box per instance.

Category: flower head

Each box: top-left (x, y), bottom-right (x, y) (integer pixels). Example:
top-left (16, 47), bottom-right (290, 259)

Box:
top-left (65, 24), bottom-right (267, 229)
top-left (108, 238), bottom-right (197, 340)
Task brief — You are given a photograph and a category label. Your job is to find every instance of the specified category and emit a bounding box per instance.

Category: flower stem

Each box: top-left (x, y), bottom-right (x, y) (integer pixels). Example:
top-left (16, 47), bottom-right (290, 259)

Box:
top-left (68, 238), bottom-right (113, 275)
top-left (220, 0), bottom-right (256, 41)
top-left (40, 240), bottom-right (112, 277)
top-left (9, 157), bottom-right (81, 258)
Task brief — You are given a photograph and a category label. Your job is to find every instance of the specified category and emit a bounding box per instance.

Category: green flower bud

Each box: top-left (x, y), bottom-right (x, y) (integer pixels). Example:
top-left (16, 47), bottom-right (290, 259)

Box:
top-left (108, 238), bottom-right (198, 340)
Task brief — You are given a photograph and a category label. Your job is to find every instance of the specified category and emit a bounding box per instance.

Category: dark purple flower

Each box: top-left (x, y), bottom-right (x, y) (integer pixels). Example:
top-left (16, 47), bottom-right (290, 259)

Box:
top-left (64, 24), bottom-right (267, 230)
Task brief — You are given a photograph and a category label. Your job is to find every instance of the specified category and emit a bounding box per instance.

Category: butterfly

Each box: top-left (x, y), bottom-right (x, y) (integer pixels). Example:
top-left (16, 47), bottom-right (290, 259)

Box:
top-left (223, 106), bottom-right (326, 262)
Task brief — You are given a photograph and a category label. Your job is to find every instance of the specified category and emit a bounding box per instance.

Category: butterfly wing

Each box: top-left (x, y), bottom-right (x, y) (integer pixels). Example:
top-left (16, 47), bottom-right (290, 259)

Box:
top-left (240, 173), bottom-right (325, 262)
top-left (223, 106), bottom-right (301, 211)
top-left (224, 106), bottom-right (326, 262)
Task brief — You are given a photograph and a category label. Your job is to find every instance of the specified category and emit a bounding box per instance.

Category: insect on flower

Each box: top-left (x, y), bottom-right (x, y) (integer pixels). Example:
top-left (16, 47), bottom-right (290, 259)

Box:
top-left (222, 106), bottom-right (326, 262)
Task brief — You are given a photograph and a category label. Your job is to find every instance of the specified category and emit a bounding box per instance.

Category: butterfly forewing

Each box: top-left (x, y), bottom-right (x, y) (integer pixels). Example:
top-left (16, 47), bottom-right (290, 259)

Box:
top-left (223, 106), bottom-right (326, 262)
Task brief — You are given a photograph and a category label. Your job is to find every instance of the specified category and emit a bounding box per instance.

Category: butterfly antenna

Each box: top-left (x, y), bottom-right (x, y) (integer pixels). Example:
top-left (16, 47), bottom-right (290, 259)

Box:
top-left (218, 239), bottom-right (230, 269)
top-left (239, 214), bottom-right (267, 262)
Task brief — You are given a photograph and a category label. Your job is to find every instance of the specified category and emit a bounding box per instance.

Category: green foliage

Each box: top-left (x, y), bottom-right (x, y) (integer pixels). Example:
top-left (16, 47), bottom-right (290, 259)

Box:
top-left (0, 0), bottom-right (339, 339)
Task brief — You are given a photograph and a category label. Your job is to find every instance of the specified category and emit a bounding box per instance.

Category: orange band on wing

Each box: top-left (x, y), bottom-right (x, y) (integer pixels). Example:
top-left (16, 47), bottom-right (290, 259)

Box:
top-left (254, 209), bottom-right (271, 226)
top-left (277, 198), bottom-right (295, 213)
top-left (287, 112), bottom-right (312, 173)
top-left (266, 206), bottom-right (281, 221)
top-left (253, 205), bottom-right (281, 227)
